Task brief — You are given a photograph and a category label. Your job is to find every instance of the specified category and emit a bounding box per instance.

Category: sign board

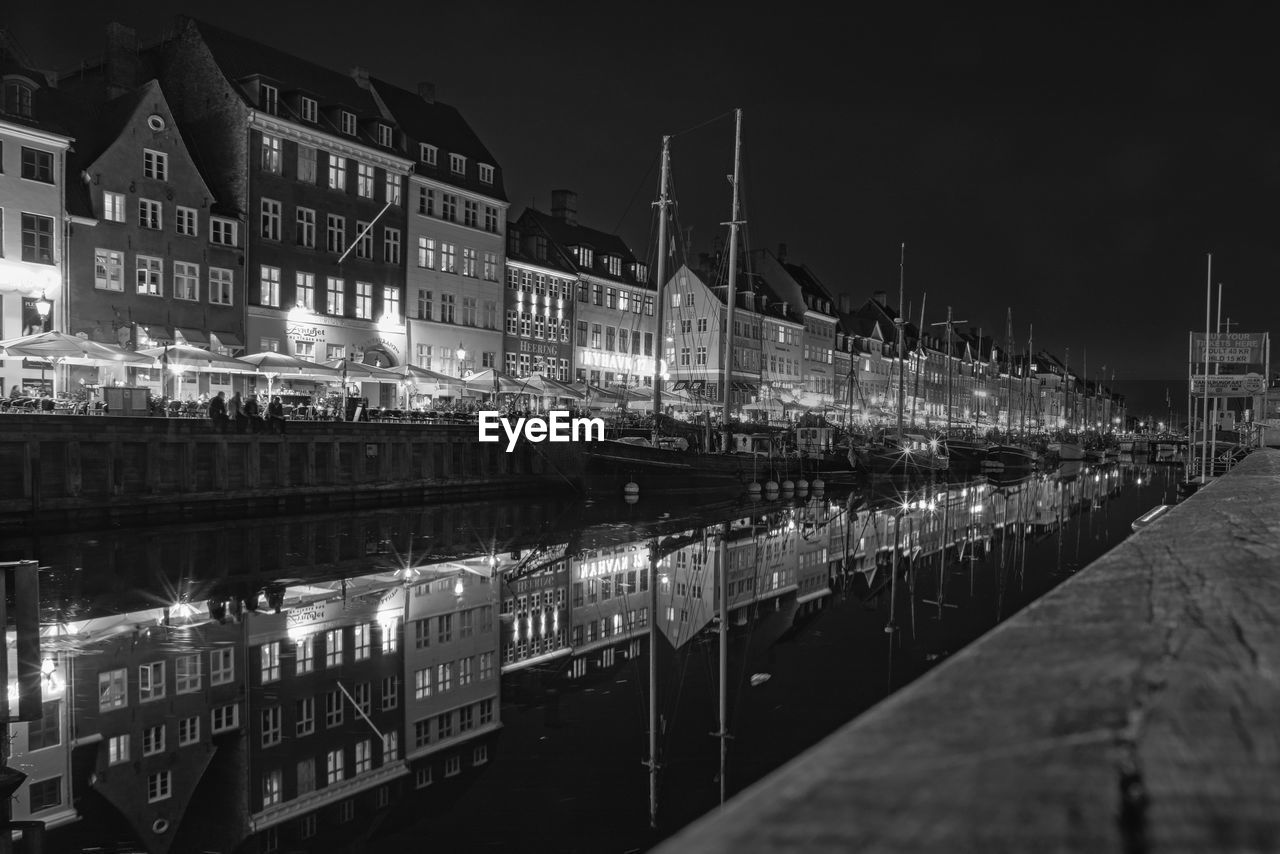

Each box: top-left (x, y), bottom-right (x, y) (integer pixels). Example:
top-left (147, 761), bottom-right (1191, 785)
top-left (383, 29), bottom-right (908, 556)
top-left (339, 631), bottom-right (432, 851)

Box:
top-left (1189, 373), bottom-right (1266, 397)
top-left (1191, 332), bottom-right (1267, 364)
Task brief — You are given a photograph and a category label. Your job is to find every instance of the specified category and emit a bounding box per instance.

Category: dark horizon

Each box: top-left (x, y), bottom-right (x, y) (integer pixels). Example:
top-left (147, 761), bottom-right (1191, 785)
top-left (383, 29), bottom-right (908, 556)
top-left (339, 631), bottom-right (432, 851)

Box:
top-left (7, 2), bottom-right (1277, 403)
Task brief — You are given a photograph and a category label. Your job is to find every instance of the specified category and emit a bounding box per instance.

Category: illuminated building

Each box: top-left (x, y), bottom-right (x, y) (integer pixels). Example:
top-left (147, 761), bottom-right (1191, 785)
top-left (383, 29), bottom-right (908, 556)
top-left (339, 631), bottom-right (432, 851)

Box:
top-left (0, 31), bottom-right (72, 394)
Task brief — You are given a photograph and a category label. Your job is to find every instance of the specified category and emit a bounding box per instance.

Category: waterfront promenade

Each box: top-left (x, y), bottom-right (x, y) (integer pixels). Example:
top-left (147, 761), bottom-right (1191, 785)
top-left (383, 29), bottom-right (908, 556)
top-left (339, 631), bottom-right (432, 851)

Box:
top-left (655, 449), bottom-right (1280, 853)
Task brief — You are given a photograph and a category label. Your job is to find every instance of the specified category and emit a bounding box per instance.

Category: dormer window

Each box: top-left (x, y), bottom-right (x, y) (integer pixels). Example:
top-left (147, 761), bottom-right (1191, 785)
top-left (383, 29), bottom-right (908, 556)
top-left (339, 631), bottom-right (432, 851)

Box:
top-left (604, 255), bottom-right (622, 277)
top-left (631, 262), bottom-right (648, 284)
top-left (4, 80), bottom-right (34, 118)
top-left (575, 246), bottom-right (594, 268)
top-left (378, 124), bottom-right (393, 147)
top-left (420, 144), bottom-right (437, 165)
top-left (261, 84), bottom-right (278, 115)
top-left (300, 96), bottom-right (317, 123)
top-left (341, 111), bottom-right (357, 136)
top-left (449, 153), bottom-right (465, 175)
top-left (478, 163), bottom-right (494, 184)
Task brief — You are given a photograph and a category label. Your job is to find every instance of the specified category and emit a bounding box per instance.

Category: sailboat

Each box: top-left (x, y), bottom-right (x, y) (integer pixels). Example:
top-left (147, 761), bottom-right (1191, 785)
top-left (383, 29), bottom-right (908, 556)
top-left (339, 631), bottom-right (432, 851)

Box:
top-left (849, 246), bottom-right (948, 478)
top-left (547, 111), bottom-right (798, 497)
top-left (985, 309), bottom-right (1038, 472)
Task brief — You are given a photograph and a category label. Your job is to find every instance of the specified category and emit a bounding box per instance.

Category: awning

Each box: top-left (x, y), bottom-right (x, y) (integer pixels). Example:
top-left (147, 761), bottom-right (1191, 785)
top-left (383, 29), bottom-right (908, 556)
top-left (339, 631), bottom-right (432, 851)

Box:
top-left (176, 327), bottom-right (209, 346)
top-left (137, 325), bottom-right (174, 347)
top-left (212, 331), bottom-right (243, 348)
top-left (732, 381), bottom-right (756, 392)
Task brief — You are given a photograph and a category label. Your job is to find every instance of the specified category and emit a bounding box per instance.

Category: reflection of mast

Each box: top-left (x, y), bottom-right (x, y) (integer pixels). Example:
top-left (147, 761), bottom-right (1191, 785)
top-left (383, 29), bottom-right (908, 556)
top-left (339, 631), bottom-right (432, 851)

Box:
top-left (714, 521), bottom-right (730, 804)
top-left (646, 541), bottom-right (660, 828)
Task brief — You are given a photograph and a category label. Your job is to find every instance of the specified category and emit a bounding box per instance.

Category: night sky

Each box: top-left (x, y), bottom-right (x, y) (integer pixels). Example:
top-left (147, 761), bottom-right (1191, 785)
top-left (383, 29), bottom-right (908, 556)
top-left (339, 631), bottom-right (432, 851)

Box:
top-left (8, 2), bottom-right (1278, 418)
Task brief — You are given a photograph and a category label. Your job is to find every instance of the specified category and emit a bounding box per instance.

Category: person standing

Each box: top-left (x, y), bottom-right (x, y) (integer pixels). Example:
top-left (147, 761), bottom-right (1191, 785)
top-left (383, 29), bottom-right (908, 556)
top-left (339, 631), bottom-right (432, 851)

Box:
top-left (229, 391), bottom-right (245, 434)
top-left (244, 394), bottom-right (261, 433)
top-left (208, 391), bottom-right (228, 432)
top-left (267, 396), bottom-right (286, 435)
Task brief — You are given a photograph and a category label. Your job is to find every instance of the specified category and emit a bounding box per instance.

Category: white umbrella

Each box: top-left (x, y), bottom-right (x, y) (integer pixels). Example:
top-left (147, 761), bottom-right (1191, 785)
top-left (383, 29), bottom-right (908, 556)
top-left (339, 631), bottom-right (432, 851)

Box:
top-left (236, 352), bottom-right (340, 398)
top-left (1, 331), bottom-right (153, 395)
top-left (138, 343), bottom-right (257, 400)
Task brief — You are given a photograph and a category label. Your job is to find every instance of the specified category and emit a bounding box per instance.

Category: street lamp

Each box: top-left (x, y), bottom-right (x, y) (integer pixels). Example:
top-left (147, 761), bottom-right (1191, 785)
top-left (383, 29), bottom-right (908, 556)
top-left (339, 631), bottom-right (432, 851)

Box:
top-left (35, 291), bottom-right (52, 394)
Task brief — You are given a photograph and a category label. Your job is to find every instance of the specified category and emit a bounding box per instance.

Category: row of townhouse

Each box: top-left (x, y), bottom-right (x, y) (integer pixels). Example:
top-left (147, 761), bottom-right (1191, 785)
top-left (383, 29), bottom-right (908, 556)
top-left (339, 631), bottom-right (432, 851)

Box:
top-left (1, 19), bottom-right (1123, 421)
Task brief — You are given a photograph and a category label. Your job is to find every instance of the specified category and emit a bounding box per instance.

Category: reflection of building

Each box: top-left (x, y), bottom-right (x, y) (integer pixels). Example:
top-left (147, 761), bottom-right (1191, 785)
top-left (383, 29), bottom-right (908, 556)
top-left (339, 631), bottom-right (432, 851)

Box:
top-left (243, 578), bottom-right (407, 853)
top-left (55, 68), bottom-right (243, 394)
top-left (51, 607), bottom-right (245, 854)
top-left (500, 557), bottom-right (571, 672)
top-left (5, 636), bottom-right (75, 833)
top-left (0, 32), bottom-right (72, 393)
top-left (403, 565), bottom-right (501, 792)
top-left (567, 543), bottom-right (652, 678)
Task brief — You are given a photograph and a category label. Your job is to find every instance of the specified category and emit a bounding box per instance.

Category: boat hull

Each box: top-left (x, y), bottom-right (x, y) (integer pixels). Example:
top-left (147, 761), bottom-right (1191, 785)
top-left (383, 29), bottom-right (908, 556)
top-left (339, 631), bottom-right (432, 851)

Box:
top-left (544, 439), bottom-right (799, 497)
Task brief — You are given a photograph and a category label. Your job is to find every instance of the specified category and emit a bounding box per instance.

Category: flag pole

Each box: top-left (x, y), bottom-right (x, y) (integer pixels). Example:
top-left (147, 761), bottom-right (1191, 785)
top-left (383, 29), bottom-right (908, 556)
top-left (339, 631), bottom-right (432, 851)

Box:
top-left (1199, 254), bottom-right (1212, 483)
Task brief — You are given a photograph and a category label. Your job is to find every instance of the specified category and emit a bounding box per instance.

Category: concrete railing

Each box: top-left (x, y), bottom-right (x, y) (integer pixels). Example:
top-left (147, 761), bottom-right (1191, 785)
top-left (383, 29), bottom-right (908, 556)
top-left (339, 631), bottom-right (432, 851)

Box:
top-left (655, 449), bottom-right (1280, 853)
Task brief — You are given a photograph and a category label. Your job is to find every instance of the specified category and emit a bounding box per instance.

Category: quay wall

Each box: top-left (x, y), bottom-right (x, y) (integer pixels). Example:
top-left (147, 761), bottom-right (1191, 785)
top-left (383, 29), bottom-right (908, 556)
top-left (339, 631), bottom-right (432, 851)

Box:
top-left (654, 448), bottom-right (1280, 853)
top-left (0, 415), bottom-right (573, 532)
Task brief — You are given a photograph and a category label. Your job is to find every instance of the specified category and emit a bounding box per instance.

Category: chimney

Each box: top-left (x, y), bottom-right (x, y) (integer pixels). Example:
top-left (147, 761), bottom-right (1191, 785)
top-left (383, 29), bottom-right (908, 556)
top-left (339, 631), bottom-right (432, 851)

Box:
top-left (351, 66), bottom-right (370, 88)
top-left (873, 290), bottom-right (888, 308)
top-left (550, 189), bottom-right (577, 225)
top-left (417, 81), bottom-right (435, 103)
top-left (105, 22), bottom-right (138, 99)
top-left (777, 242), bottom-right (787, 263)
top-left (839, 293), bottom-right (852, 313)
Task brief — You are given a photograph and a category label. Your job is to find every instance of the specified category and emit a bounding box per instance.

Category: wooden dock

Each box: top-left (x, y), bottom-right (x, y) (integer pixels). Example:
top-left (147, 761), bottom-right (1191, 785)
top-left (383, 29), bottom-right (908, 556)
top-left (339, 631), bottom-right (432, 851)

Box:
top-left (655, 448), bottom-right (1280, 853)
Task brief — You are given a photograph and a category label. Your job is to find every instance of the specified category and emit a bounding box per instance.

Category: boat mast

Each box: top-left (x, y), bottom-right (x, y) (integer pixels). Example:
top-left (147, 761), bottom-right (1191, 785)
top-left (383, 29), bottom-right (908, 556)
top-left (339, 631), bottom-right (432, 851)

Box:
top-left (1198, 254), bottom-right (1212, 483)
top-left (651, 136), bottom-right (672, 445)
top-left (1021, 324), bottom-right (1032, 438)
top-left (720, 108), bottom-right (744, 454)
top-left (909, 292), bottom-right (926, 427)
top-left (895, 243), bottom-right (906, 446)
top-left (931, 305), bottom-right (965, 438)
top-left (1004, 308), bottom-right (1013, 439)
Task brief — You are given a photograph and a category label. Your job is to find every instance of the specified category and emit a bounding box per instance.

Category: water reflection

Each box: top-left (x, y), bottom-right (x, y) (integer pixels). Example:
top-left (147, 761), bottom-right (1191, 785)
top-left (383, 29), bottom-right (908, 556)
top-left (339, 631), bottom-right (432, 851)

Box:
top-left (2, 460), bottom-right (1180, 853)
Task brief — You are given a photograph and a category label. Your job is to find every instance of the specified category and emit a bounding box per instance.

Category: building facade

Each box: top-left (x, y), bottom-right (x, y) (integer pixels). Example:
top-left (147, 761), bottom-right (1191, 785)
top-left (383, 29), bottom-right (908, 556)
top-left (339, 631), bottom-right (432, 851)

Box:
top-left (503, 221), bottom-right (574, 381)
top-left (0, 43), bottom-right (72, 396)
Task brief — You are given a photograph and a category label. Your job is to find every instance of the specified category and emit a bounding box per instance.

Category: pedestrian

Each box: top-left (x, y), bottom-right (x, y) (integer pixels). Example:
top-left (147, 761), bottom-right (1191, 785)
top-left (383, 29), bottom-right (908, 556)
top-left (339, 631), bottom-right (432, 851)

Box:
top-left (268, 395), bottom-right (286, 435)
top-left (208, 391), bottom-right (228, 432)
top-left (229, 391), bottom-right (245, 433)
top-left (8, 385), bottom-right (20, 399)
top-left (243, 394), bottom-right (261, 433)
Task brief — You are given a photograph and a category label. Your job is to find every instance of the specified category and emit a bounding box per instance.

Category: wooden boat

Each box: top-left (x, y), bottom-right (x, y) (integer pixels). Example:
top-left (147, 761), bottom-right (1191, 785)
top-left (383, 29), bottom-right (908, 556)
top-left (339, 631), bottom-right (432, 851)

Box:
top-left (852, 431), bottom-right (949, 477)
top-left (985, 443), bottom-right (1038, 470)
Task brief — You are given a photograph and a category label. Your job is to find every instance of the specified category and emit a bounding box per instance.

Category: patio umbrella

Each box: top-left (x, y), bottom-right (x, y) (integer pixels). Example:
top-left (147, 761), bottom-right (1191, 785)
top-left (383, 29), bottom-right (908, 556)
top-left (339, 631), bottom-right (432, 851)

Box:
top-left (1, 331), bottom-right (154, 395)
top-left (236, 351), bottom-right (340, 398)
top-left (463, 368), bottom-right (527, 395)
top-left (139, 343), bottom-right (257, 399)
top-left (520, 374), bottom-right (584, 399)
top-left (384, 364), bottom-right (464, 407)
top-left (321, 359), bottom-right (401, 381)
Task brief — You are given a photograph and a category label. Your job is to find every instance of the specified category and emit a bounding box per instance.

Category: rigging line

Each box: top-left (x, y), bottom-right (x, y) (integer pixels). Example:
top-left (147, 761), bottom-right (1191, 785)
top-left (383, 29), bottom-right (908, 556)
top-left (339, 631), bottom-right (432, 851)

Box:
top-left (610, 146), bottom-right (662, 239)
top-left (670, 108), bottom-right (736, 141)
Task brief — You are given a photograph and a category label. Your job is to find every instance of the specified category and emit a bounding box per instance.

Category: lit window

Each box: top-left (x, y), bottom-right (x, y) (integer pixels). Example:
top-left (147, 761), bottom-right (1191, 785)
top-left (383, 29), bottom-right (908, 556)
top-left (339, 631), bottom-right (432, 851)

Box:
top-left (103, 191), bottom-right (126, 222)
top-left (209, 268), bottom-right (234, 305)
top-left (260, 641), bottom-right (281, 682)
top-left (107, 734), bottom-right (130, 764)
top-left (174, 261), bottom-right (199, 301)
top-left (356, 162), bottom-right (374, 198)
top-left (94, 249), bottom-right (124, 291)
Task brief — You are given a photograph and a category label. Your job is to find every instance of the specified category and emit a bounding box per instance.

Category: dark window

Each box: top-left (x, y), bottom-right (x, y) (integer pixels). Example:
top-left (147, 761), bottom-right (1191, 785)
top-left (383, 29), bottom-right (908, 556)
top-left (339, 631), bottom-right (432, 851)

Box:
top-left (20, 147), bottom-right (52, 183)
top-left (28, 776), bottom-right (62, 812)
top-left (21, 214), bottom-right (54, 263)
top-left (26, 700), bottom-right (60, 750)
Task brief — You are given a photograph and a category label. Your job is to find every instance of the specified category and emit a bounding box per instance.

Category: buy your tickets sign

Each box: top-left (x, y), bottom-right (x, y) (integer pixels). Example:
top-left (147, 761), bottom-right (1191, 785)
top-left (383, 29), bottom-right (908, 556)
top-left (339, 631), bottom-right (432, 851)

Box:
top-left (1191, 332), bottom-right (1267, 364)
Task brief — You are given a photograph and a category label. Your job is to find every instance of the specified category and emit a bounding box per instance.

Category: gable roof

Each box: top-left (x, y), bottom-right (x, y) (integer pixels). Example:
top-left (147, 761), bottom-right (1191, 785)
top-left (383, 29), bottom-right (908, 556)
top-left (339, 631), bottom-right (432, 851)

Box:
top-left (183, 17), bottom-right (380, 118)
top-left (371, 77), bottom-right (506, 201)
top-left (519, 208), bottom-right (646, 287)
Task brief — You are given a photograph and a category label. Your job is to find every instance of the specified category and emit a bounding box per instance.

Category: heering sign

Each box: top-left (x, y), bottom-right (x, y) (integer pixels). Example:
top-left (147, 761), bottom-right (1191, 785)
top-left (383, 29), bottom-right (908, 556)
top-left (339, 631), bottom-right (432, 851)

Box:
top-left (519, 340), bottom-right (561, 357)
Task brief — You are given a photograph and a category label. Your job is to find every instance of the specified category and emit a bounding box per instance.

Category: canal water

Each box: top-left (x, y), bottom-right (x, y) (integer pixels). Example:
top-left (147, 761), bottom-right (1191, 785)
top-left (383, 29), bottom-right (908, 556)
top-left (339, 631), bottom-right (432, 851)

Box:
top-left (0, 459), bottom-right (1182, 854)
